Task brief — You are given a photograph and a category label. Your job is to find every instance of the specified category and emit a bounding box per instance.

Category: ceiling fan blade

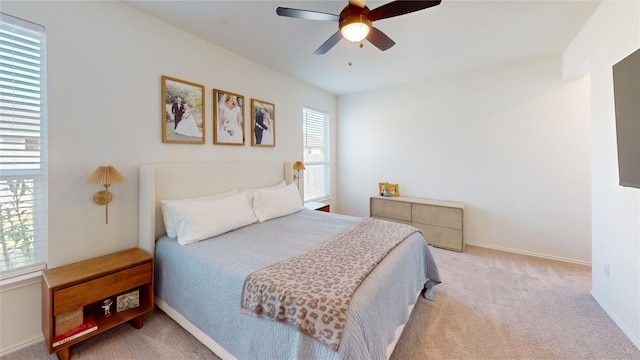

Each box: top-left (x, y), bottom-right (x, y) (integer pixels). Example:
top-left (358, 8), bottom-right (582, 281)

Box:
top-left (366, 27), bottom-right (395, 51)
top-left (314, 31), bottom-right (343, 55)
top-left (276, 7), bottom-right (339, 21)
top-left (369, 0), bottom-right (441, 22)
top-left (349, 0), bottom-right (367, 9)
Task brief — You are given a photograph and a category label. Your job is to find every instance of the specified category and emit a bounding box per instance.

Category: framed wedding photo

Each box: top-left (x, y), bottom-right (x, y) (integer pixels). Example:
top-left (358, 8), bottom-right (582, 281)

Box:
top-left (213, 89), bottom-right (245, 145)
top-left (161, 75), bottom-right (205, 144)
top-left (250, 98), bottom-right (275, 147)
top-left (378, 182), bottom-right (390, 196)
top-left (389, 184), bottom-right (400, 196)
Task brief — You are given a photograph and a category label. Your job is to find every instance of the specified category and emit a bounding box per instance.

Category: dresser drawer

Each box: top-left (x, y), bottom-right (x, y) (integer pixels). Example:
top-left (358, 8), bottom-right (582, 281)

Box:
top-left (371, 215), bottom-right (412, 226)
top-left (413, 223), bottom-right (464, 252)
top-left (412, 203), bottom-right (463, 230)
top-left (53, 263), bottom-right (152, 315)
top-left (370, 198), bottom-right (411, 221)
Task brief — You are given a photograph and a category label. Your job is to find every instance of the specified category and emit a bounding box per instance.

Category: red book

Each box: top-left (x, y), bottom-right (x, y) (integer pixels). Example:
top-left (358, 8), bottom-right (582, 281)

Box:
top-left (52, 316), bottom-right (97, 347)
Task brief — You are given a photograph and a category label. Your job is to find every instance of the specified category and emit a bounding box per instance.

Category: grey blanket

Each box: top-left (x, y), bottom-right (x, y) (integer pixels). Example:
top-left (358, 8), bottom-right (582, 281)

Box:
top-left (155, 210), bottom-right (441, 360)
top-left (240, 217), bottom-right (419, 351)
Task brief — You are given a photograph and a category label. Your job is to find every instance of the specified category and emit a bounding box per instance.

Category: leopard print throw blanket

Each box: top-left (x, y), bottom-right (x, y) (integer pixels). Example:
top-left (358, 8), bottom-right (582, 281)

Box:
top-left (240, 217), bottom-right (419, 351)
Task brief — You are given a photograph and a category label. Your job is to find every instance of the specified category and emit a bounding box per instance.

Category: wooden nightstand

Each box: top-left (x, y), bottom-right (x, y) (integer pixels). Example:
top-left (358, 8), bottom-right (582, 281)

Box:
top-left (42, 248), bottom-right (154, 360)
top-left (304, 201), bottom-right (330, 212)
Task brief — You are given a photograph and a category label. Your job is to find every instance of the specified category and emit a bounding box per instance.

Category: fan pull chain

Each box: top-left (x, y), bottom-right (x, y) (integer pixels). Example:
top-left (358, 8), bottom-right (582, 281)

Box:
top-left (348, 42), bottom-right (353, 66)
top-left (349, 13), bottom-right (366, 65)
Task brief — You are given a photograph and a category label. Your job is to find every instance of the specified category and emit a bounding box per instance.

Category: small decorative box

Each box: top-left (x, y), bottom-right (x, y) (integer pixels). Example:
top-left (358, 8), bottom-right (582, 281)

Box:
top-left (55, 307), bottom-right (83, 336)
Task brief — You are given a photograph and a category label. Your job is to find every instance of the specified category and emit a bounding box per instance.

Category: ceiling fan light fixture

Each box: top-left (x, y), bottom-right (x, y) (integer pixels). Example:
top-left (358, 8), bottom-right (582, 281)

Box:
top-left (340, 18), bottom-right (371, 43)
top-left (277, 0), bottom-right (442, 54)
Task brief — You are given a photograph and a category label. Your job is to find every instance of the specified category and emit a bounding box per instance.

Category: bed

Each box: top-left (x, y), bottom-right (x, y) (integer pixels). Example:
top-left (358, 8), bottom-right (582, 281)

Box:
top-left (138, 161), bottom-right (441, 360)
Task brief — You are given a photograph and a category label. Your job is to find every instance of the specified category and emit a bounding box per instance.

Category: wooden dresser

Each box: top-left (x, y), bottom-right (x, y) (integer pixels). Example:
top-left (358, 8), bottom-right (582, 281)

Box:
top-left (370, 196), bottom-right (465, 252)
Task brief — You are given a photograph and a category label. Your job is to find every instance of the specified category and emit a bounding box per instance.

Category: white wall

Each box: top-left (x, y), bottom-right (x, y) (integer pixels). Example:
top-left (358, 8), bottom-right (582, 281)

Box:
top-left (563, 0), bottom-right (640, 348)
top-left (0, 1), bottom-right (336, 352)
top-left (337, 56), bottom-right (592, 264)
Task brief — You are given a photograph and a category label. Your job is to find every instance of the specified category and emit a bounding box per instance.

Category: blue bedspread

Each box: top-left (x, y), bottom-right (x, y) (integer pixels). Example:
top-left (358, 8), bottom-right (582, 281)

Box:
top-left (155, 210), bottom-right (440, 360)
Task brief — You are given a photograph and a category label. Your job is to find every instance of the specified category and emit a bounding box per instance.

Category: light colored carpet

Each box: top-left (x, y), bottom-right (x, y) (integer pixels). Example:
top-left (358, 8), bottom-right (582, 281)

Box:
top-left (391, 245), bottom-right (639, 360)
top-left (3, 245), bottom-right (638, 360)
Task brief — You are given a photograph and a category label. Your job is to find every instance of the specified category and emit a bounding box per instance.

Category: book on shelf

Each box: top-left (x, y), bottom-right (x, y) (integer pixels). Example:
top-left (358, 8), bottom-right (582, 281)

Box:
top-left (52, 316), bottom-right (97, 347)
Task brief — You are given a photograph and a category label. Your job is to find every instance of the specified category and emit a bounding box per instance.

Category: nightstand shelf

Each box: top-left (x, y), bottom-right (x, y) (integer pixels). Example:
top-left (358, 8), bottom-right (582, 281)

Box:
top-left (42, 248), bottom-right (154, 360)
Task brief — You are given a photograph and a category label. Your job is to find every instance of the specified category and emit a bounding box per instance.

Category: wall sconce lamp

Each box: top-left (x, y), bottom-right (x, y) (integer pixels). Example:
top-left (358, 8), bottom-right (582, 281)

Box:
top-left (292, 161), bottom-right (306, 188)
top-left (87, 166), bottom-right (125, 224)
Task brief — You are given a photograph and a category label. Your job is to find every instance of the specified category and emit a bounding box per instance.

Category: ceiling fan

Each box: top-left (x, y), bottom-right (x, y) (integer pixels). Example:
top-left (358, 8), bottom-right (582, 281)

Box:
top-left (276, 0), bottom-right (442, 55)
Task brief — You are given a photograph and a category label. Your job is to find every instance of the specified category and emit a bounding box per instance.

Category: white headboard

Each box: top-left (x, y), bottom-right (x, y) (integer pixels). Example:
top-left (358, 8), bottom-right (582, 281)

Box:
top-left (138, 161), bottom-right (293, 255)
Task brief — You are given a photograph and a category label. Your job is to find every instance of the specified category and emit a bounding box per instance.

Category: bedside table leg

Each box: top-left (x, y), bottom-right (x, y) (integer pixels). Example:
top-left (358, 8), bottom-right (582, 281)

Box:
top-left (129, 314), bottom-right (144, 329)
top-left (56, 347), bottom-right (70, 360)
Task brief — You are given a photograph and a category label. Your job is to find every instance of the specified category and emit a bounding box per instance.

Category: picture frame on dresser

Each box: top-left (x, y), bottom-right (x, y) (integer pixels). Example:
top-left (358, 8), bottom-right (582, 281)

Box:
top-left (378, 182), bottom-right (390, 196)
top-left (161, 75), bottom-right (205, 144)
top-left (213, 89), bottom-right (245, 146)
top-left (389, 184), bottom-right (399, 196)
top-left (250, 98), bottom-right (275, 147)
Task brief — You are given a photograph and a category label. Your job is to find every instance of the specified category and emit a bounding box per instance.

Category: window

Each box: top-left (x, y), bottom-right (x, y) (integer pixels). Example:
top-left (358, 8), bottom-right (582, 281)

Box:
top-left (302, 107), bottom-right (329, 202)
top-left (0, 13), bottom-right (48, 281)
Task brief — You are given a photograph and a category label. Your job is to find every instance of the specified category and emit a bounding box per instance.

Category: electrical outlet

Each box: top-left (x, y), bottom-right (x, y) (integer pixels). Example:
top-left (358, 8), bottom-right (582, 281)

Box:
top-left (604, 264), bottom-right (610, 277)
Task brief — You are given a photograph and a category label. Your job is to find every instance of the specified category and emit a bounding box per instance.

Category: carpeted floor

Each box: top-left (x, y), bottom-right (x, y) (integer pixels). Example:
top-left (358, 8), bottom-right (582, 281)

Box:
top-left (3, 245), bottom-right (639, 360)
top-left (391, 245), bottom-right (639, 360)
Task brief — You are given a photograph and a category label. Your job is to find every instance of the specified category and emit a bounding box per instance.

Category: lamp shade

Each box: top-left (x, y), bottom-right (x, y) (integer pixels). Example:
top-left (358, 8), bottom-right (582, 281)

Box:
top-left (292, 161), bottom-right (306, 171)
top-left (340, 21), bottom-right (370, 42)
top-left (87, 166), bottom-right (125, 186)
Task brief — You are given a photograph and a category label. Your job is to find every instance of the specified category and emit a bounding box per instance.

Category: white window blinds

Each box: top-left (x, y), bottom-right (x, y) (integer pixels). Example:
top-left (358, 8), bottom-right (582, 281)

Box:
top-left (302, 107), bottom-right (329, 202)
top-left (0, 13), bottom-right (48, 276)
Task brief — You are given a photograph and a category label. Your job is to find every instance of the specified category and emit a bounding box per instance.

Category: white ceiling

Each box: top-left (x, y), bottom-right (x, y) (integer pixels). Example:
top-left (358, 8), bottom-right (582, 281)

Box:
top-left (121, 0), bottom-right (601, 96)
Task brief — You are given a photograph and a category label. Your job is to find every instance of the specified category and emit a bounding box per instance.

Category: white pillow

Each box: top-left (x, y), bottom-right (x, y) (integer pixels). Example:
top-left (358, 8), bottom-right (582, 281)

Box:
top-left (171, 192), bottom-right (257, 246)
top-left (252, 182), bottom-right (303, 223)
top-left (161, 189), bottom-right (238, 238)
top-left (242, 180), bottom-right (286, 205)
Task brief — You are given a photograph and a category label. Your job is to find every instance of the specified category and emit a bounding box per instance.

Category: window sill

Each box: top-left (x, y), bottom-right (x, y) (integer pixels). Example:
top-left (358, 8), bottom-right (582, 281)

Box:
top-left (0, 263), bottom-right (46, 292)
top-left (306, 196), bottom-right (331, 203)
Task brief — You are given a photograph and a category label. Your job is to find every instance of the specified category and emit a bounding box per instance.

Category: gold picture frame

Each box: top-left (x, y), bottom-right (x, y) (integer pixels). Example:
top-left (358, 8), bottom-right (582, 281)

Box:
top-left (389, 184), bottom-right (399, 196)
top-left (162, 75), bottom-right (205, 144)
top-left (250, 98), bottom-right (275, 147)
top-left (213, 89), bottom-right (245, 145)
top-left (378, 182), bottom-right (390, 196)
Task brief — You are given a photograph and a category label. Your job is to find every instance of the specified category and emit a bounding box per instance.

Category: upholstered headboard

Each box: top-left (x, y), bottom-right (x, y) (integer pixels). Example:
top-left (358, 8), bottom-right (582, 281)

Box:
top-left (138, 161), bottom-right (293, 255)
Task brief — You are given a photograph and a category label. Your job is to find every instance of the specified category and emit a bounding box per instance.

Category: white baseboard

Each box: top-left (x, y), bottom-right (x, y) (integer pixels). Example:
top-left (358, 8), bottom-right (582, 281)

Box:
top-left (591, 290), bottom-right (640, 350)
top-left (465, 241), bottom-right (591, 266)
top-left (0, 335), bottom-right (44, 357)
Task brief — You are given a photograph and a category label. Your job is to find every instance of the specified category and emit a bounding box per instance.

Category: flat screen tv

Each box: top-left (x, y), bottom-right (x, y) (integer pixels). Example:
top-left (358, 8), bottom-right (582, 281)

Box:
top-left (612, 48), bottom-right (640, 189)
